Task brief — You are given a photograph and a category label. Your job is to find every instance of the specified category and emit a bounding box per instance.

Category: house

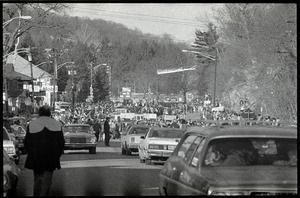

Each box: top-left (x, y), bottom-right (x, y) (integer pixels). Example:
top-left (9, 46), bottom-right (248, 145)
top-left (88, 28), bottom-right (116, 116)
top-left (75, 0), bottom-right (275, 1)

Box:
top-left (3, 63), bottom-right (32, 114)
top-left (4, 54), bottom-right (55, 114)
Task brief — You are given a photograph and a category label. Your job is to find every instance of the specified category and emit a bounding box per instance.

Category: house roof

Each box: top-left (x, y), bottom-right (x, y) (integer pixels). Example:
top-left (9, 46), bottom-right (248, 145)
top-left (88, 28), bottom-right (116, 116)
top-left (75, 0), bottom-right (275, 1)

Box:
top-left (4, 63), bottom-right (32, 81)
top-left (6, 54), bottom-right (52, 79)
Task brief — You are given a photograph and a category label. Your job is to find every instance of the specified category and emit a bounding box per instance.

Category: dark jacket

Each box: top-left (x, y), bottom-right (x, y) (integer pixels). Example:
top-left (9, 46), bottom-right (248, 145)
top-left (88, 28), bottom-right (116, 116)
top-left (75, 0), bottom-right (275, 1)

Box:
top-left (24, 116), bottom-right (65, 171)
top-left (104, 120), bottom-right (110, 134)
top-left (93, 122), bottom-right (101, 134)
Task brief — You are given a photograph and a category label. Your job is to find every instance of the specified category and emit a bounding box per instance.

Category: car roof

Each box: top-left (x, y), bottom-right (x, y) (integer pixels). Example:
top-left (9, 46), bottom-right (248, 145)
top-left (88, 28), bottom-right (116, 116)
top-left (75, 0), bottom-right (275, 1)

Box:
top-left (150, 127), bottom-right (185, 132)
top-left (186, 125), bottom-right (297, 139)
top-left (130, 125), bottom-right (151, 128)
top-left (64, 124), bottom-right (90, 127)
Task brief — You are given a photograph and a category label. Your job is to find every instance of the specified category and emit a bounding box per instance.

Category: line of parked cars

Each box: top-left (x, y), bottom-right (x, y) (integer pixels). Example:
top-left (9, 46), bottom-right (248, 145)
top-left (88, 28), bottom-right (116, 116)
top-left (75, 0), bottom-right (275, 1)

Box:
top-left (120, 120), bottom-right (297, 196)
top-left (3, 116), bottom-right (29, 197)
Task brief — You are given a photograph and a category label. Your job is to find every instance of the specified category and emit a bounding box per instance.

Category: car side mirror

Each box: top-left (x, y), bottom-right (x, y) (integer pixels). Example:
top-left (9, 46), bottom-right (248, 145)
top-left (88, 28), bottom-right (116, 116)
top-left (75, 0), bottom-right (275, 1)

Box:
top-left (140, 136), bottom-right (145, 139)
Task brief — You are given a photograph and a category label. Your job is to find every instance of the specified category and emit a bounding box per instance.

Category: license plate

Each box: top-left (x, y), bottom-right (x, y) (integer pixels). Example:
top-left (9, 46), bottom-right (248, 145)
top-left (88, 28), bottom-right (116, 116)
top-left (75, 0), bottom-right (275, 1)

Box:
top-left (168, 145), bottom-right (175, 150)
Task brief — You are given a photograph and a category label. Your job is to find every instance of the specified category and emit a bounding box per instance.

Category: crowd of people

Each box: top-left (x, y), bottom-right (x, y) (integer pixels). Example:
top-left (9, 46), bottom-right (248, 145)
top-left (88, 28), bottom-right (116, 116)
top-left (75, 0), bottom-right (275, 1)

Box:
top-left (5, 98), bottom-right (296, 138)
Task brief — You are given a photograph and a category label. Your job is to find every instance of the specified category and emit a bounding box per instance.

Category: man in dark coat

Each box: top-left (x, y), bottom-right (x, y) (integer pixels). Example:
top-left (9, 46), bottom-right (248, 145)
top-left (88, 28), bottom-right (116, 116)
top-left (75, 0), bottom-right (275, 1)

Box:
top-left (93, 118), bottom-right (102, 142)
top-left (24, 105), bottom-right (65, 196)
top-left (104, 117), bottom-right (110, 146)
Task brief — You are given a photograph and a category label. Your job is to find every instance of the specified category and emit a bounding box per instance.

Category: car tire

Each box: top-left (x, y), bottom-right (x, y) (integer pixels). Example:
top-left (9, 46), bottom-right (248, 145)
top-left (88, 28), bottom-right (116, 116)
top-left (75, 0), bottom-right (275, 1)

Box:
top-left (126, 149), bottom-right (131, 155)
top-left (145, 159), bottom-right (152, 165)
top-left (124, 143), bottom-right (131, 155)
top-left (89, 147), bottom-right (96, 154)
top-left (121, 145), bottom-right (126, 155)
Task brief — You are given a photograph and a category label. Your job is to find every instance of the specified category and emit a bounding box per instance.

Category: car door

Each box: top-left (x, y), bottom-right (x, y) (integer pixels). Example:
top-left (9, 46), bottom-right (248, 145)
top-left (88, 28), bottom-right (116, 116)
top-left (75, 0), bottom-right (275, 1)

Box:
top-left (164, 134), bottom-right (199, 196)
top-left (177, 136), bottom-right (207, 195)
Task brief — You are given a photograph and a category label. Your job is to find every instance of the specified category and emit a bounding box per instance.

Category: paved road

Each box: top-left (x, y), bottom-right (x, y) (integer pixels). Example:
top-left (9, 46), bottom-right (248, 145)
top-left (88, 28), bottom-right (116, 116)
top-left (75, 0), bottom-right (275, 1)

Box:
top-left (16, 140), bottom-right (164, 196)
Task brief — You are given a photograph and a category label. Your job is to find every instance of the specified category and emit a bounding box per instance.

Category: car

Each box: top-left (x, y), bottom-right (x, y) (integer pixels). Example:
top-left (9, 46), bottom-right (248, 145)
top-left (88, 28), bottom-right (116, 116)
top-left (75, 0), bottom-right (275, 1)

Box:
top-left (120, 125), bottom-right (151, 155)
top-left (3, 117), bottom-right (28, 154)
top-left (3, 127), bottom-right (20, 165)
top-left (159, 124), bottom-right (297, 196)
top-left (3, 148), bottom-right (21, 197)
top-left (10, 125), bottom-right (26, 154)
top-left (139, 127), bottom-right (185, 165)
top-left (63, 124), bottom-right (97, 154)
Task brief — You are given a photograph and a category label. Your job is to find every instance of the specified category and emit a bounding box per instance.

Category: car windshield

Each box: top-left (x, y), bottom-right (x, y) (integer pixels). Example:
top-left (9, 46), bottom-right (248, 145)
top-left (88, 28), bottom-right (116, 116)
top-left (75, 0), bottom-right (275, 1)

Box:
top-left (3, 129), bottom-right (10, 140)
top-left (64, 126), bottom-right (90, 133)
top-left (203, 138), bottom-right (297, 167)
top-left (149, 130), bottom-right (183, 138)
top-left (128, 127), bottom-right (149, 135)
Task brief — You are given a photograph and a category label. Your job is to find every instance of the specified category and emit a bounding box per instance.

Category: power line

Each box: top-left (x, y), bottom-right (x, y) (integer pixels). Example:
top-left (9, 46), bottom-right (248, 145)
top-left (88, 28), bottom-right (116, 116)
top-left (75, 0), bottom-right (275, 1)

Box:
top-left (72, 7), bottom-right (207, 27)
top-left (73, 7), bottom-right (207, 23)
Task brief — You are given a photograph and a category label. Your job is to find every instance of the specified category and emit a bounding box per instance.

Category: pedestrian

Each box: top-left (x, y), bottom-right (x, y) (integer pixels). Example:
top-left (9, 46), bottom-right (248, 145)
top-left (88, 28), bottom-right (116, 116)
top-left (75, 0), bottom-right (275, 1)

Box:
top-left (24, 105), bottom-right (65, 196)
top-left (93, 119), bottom-right (102, 142)
top-left (104, 117), bottom-right (111, 146)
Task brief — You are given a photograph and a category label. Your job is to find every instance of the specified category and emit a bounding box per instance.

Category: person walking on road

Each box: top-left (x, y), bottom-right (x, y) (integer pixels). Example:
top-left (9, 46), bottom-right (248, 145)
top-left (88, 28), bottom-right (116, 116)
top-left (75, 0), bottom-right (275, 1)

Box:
top-left (104, 117), bottom-right (110, 146)
top-left (93, 118), bottom-right (102, 142)
top-left (24, 105), bottom-right (65, 196)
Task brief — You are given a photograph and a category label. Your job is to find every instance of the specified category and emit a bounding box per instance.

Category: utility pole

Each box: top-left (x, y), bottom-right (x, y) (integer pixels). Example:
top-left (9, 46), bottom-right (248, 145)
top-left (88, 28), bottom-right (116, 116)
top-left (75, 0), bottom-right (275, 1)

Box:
top-left (213, 48), bottom-right (218, 107)
top-left (28, 47), bottom-right (35, 113)
top-left (90, 62), bottom-right (94, 101)
top-left (67, 65), bottom-right (77, 113)
top-left (53, 49), bottom-right (58, 111)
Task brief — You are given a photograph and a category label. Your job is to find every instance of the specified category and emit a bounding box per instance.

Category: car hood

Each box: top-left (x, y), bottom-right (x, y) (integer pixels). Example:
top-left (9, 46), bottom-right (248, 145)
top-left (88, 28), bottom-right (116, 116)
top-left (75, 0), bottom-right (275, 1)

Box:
top-left (148, 138), bottom-right (180, 145)
top-left (201, 166), bottom-right (297, 187)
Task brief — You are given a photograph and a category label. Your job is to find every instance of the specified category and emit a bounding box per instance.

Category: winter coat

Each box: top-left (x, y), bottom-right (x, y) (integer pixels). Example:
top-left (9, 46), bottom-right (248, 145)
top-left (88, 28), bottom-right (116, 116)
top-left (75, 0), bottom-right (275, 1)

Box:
top-left (24, 116), bottom-right (65, 171)
top-left (104, 120), bottom-right (110, 134)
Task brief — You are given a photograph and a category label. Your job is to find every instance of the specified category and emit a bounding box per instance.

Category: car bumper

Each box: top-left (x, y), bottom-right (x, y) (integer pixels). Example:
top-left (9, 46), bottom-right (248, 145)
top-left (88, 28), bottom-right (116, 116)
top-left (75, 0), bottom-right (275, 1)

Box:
top-left (127, 143), bottom-right (139, 151)
top-left (64, 143), bottom-right (97, 149)
top-left (146, 150), bottom-right (173, 159)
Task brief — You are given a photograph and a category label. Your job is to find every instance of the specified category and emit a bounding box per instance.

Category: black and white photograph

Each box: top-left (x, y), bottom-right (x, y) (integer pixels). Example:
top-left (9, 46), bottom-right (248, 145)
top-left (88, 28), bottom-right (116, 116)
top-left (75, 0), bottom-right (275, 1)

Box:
top-left (3, 2), bottom-right (297, 196)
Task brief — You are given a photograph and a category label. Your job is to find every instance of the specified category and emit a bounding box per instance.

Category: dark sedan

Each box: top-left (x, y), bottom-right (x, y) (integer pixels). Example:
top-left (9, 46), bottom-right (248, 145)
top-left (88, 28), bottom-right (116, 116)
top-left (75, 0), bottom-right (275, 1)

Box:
top-left (159, 124), bottom-right (297, 196)
top-left (3, 148), bottom-right (20, 197)
top-left (63, 124), bottom-right (97, 154)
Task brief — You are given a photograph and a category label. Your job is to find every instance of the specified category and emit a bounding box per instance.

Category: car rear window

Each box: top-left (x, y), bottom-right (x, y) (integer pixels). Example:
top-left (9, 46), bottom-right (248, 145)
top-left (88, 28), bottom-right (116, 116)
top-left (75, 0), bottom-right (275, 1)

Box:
top-left (128, 127), bottom-right (149, 135)
top-left (149, 129), bottom-right (184, 138)
top-left (203, 138), bottom-right (297, 167)
top-left (64, 126), bottom-right (90, 133)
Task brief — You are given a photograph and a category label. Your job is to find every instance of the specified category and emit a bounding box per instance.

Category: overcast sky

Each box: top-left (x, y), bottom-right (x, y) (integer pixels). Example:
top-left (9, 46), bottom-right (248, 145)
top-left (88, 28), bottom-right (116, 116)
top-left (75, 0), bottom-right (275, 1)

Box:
top-left (68, 3), bottom-right (223, 43)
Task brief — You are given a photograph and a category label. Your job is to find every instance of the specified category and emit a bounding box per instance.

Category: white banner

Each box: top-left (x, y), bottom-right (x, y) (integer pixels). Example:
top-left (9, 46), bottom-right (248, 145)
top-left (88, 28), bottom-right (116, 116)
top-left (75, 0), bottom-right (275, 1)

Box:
top-left (122, 87), bottom-right (131, 92)
top-left (157, 66), bottom-right (196, 75)
top-left (163, 115), bottom-right (176, 121)
top-left (120, 113), bottom-right (135, 119)
top-left (143, 113), bottom-right (157, 119)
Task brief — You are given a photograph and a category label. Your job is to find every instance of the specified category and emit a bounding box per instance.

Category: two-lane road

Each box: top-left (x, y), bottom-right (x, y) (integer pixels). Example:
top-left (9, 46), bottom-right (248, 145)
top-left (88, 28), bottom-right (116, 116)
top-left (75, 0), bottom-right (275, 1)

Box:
top-left (16, 140), bottom-right (163, 196)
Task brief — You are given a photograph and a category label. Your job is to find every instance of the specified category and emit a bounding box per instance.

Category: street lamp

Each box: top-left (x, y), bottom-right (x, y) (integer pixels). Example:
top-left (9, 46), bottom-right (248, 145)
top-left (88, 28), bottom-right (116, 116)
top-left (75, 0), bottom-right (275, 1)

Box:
top-left (3, 16), bottom-right (32, 27)
top-left (34, 61), bottom-right (53, 68)
top-left (66, 65), bottom-right (77, 113)
top-left (89, 63), bottom-right (107, 102)
top-left (52, 61), bottom-right (75, 111)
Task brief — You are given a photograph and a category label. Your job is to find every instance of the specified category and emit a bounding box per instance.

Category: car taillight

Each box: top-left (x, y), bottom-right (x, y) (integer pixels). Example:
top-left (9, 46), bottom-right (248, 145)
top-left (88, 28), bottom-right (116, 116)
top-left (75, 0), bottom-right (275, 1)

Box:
top-left (65, 138), bottom-right (70, 143)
